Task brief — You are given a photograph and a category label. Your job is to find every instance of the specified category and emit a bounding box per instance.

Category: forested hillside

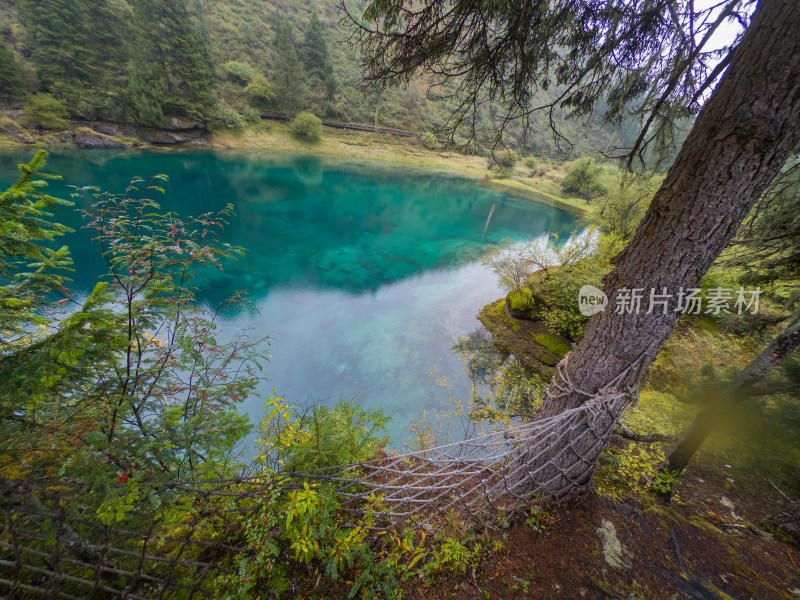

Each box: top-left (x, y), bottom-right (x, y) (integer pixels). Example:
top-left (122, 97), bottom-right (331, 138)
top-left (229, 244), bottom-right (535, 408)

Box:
top-left (0, 0), bottom-right (664, 157)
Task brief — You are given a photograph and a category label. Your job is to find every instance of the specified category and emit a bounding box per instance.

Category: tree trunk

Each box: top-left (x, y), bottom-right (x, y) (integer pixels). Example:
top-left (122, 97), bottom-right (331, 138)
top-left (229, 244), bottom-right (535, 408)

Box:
top-left (664, 316), bottom-right (800, 478)
top-left (506, 391), bottom-right (631, 502)
top-left (538, 0), bottom-right (800, 421)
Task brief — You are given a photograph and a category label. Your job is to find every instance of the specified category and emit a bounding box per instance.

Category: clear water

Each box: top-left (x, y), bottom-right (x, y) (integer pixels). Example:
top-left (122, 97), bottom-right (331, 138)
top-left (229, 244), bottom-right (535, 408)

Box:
top-left (0, 150), bottom-right (576, 446)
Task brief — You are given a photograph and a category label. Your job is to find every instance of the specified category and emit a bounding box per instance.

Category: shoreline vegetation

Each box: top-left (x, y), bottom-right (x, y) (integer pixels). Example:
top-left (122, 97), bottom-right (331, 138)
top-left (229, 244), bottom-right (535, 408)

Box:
top-left (0, 112), bottom-right (592, 216)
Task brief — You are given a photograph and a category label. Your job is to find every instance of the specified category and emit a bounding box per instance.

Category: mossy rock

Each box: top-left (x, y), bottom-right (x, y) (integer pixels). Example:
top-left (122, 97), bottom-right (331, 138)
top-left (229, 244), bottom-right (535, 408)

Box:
top-left (531, 351), bottom-right (559, 367)
top-left (478, 299), bottom-right (561, 377)
top-left (531, 332), bottom-right (571, 357)
top-left (484, 298), bottom-right (520, 332)
top-left (506, 286), bottom-right (544, 319)
top-left (507, 288), bottom-right (533, 310)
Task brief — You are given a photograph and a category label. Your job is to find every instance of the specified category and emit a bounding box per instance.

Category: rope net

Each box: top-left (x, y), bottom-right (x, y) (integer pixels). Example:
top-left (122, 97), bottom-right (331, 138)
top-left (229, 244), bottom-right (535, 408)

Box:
top-left (1, 391), bottom-right (630, 599)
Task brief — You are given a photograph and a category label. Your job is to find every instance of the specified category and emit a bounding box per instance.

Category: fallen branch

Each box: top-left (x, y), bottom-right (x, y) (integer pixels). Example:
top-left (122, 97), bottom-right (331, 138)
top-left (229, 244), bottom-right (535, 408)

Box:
top-left (613, 425), bottom-right (674, 443)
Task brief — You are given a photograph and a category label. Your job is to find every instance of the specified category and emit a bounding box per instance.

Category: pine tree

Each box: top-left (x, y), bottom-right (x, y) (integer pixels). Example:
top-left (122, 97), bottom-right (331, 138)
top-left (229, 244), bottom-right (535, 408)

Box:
top-left (734, 156), bottom-right (800, 291)
top-left (0, 150), bottom-right (72, 348)
top-left (272, 17), bottom-right (307, 114)
top-left (125, 0), bottom-right (216, 126)
top-left (0, 44), bottom-right (26, 101)
top-left (301, 12), bottom-right (336, 100)
top-left (18, 0), bottom-right (129, 111)
top-left (124, 56), bottom-right (169, 127)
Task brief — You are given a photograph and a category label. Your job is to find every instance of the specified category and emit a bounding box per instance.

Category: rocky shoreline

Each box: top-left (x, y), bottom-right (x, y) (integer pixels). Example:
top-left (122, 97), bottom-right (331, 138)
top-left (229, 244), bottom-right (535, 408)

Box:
top-left (0, 111), bottom-right (208, 149)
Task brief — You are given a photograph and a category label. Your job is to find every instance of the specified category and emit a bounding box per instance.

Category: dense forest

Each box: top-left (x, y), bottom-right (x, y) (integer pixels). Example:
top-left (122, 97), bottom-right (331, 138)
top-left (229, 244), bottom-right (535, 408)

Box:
top-left (0, 0), bottom-right (671, 157)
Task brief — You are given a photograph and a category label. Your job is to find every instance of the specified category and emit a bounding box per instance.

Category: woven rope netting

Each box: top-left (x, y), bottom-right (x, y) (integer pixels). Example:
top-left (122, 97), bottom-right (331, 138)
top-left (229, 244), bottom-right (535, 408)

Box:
top-left (1, 387), bottom-right (631, 599)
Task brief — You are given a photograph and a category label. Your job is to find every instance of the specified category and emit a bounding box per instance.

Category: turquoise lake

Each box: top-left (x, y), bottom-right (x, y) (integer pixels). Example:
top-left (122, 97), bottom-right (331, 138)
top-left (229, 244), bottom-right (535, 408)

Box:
top-left (0, 150), bottom-right (576, 446)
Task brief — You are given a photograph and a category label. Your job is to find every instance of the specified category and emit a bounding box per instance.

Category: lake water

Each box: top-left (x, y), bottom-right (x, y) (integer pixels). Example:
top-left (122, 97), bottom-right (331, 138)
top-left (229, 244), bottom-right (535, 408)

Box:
top-left (0, 150), bottom-right (576, 446)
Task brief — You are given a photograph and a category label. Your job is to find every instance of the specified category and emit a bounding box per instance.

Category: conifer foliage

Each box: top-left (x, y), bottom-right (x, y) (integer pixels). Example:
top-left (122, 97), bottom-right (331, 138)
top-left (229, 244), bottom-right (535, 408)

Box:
top-left (302, 12), bottom-right (336, 101)
top-left (272, 17), bottom-right (308, 114)
top-left (17, 0), bottom-right (216, 125)
top-left (126, 0), bottom-right (216, 126)
top-left (0, 44), bottom-right (26, 101)
top-left (18, 0), bottom-right (130, 117)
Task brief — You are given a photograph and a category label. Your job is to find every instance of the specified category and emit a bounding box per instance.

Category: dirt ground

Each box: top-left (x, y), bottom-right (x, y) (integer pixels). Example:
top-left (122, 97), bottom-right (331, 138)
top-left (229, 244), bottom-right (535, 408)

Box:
top-left (403, 456), bottom-right (799, 600)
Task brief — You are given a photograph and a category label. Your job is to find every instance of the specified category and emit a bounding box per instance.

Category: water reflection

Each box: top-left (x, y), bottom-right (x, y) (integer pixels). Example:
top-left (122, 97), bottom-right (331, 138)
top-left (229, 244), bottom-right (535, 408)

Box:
top-left (0, 150), bottom-right (576, 444)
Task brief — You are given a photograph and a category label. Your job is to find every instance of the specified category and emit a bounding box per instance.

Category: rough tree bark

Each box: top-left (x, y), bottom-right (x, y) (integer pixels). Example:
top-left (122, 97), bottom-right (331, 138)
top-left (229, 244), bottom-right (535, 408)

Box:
top-left (515, 0), bottom-right (800, 500)
top-left (538, 0), bottom-right (800, 421)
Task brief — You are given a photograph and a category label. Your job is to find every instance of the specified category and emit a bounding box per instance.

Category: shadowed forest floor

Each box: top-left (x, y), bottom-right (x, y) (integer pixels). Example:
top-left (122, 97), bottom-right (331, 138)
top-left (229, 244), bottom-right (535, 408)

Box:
top-left (400, 455), bottom-right (798, 600)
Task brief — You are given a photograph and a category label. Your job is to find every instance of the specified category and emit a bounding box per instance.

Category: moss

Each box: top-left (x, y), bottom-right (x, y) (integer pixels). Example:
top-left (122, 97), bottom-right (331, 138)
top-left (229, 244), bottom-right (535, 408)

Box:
top-left (507, 287), bottom-right (535, 313)
top-left (535, 353), bottom-right (559, 367)
top-left (690, 313), bottom-right (721, 334)
top-left (478, 299), bottom-right (501, 328)
top-left (478, 300), bottom-right (554, 378)
top-left (531, 332), bottom-right (571, 357)
top-left (485, 299), bottom-right (520, 332)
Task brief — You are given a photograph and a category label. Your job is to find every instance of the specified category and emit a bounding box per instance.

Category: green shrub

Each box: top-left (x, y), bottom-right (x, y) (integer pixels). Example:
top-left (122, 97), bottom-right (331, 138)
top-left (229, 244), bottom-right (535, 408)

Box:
top-left (24, 93), bottom-right (68, 129)
top-left (587, 173), bottom-right (663, 240)
top-left (223, 60), bottom-right (256, 85)
top-left (541, 306), bottom-right (588, 341)
top-left (290, 111), bottom-right (323, 142)
top-left (242, 106), bottom-right (261, 123)
top-left (560, 157), bottom-right (609, 200)
top-left (284, 401), bottom-right (390, 471)
top-left (454, 136), bottom-right (481, 156)
top-left (421, 131), bottom-right (437, 150)
top-left (524, 235), bottom-right (623, 341)
top-left (464, 140), bottom-right (482, 156)
top-left (207, 101), bottom-right (243, 130)
top-left (482, 240), bottom-right (537, 292)
top-left (524, 156), bottom-right (537, 169)
top-left (487, 149), bottom-right (518, 173)
top-left (536, 248), bottom-right (614, 340)
top-left (507, 287), bottom-right (536, 313)
top-left (244, 72), bottom-right (274, 108)
top-left (215, 482), bottom-right (402, 598)
top-left (256, 396), bottom-right (390, 473)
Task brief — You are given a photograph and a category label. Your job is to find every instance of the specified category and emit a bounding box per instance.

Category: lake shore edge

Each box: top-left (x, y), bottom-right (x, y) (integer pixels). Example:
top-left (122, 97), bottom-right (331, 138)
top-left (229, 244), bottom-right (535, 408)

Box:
top-left (0, 113), bottom-right (591, 215)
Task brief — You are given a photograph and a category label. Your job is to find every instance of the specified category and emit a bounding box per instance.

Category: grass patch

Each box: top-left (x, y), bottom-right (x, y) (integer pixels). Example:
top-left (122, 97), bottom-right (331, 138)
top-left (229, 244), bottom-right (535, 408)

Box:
top-left (482, 177), bottom-right (591, 215)
top-left (531, 332), bottom-right (571, 357)
top-left (689, 313), bottom-right (721, 334)
top-left (212, 122), bottom-right (489, 176)
top-left (622, 390), bottom-right (697, 437)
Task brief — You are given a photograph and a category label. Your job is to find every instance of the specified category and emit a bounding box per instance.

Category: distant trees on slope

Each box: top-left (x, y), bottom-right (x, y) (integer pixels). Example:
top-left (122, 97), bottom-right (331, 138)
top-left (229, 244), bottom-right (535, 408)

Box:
top-left (7, 1), bottom-right (340, 130)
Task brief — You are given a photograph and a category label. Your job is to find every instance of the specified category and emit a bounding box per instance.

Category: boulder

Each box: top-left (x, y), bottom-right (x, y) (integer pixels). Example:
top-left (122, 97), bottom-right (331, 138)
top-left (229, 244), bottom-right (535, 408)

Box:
top-left (139, 128), bottom-right (205, 144)
top-left (596, 520), bottom-right (631, 569)
top-left (9, 131), bottom-right (36, 144)
top-left (74, 130), bottom-right (130, 149)
top-left (90, 122), bottom-right (121, 136)
top-left (167, 116), bottom-right (202, 130)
